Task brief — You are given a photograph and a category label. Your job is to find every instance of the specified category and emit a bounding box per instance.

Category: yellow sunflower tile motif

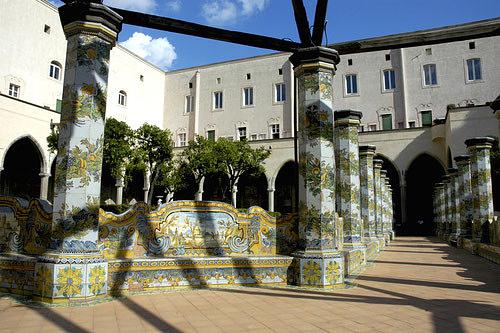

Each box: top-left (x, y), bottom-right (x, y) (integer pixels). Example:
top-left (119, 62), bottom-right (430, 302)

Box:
top-left (325, 261), bottom-right (340, 285)
top-left (56, 267), bottom-right (83, 297)
top-left (88, 265), bottom-right (106, 295)
top-left (302, 260), bottom-right (321, 285)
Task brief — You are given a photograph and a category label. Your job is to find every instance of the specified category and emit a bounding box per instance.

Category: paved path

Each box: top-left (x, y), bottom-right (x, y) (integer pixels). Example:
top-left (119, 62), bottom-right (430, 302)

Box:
top-left (1, 237), bottom-right (499, 332)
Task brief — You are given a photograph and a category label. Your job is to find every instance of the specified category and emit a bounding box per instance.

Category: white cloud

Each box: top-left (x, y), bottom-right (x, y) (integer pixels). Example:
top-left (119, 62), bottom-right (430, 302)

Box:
top-left (237, 0), bottom-right (269, 16)
top-left (201, 0), bottom-right (238, 25)
top-left (104, 0), bottom-right (157, 13)
top-left (166, 0), bottom-right (182, 12)
top-left (201, 0), bottom-right (269, 26)
top-left (120, 32), bottom-right (177, 69)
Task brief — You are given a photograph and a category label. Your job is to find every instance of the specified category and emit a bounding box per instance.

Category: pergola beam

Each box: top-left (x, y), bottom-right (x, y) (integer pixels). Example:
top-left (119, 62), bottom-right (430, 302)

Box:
top-left (291, 0), bottom-right (313, 46)
top-left (110, 7), bottom-right (302, 52)
top-left (311, 0), bottom-right (328, 45)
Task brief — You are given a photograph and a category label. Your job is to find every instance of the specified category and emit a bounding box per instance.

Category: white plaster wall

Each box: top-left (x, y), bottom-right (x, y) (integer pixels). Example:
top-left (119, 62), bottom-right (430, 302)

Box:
top-left (107, 46), bottom-right (166, 129)
top-left (0, 0), bottom-right (67, 110)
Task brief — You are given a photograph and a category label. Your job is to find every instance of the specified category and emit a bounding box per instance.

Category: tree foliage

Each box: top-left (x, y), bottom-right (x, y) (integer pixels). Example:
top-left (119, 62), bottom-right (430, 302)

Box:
top-left (180, 136), bottom-right (219, 187)
top-left (131, 123), bottom-right (174, 204)
top-left (103, 118), bottom-right (134, 179)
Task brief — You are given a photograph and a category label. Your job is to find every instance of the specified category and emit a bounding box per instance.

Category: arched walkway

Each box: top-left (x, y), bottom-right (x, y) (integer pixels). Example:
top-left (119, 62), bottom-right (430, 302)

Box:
top-left (405, 154), bottom-right (445, 235)
top-left (0, 137), bottom-right (44, 200)
top-left (237, 171), bottom-right (268, 209)
top-left (274, 161), bottom-right (298, 214)
top-left (123, 168), bottom-right (144, 204)
top-left (203, 171), bottom-right (230, 204)
top-left (376, 155), bottom-right (402, 233)
top-left (173, 168), bottom-right (197, 201)
top-left (100, 161), bottom-right (115, 204)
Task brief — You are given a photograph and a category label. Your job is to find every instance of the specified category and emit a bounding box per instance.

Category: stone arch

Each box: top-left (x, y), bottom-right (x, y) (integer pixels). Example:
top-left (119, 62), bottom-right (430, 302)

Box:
top-left (1, 135), bottom-right (47, 173)
top-left (0, 136), bottom-right (46, 200)
top-left (237, 171), bottom-right (269, 210)
top-left (404, 153), bottom-right (446, 236)
top-left (203, 171), bottom-right (231, 204)
top-left (375, 154), bottom-right (402, 232)
top-left (274, 160), bottom-right (298, 214)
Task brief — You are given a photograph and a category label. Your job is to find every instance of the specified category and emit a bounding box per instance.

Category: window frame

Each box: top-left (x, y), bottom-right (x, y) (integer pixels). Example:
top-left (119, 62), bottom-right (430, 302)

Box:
top-left (118, 90), bottom-right (127, 106)
top-left (465, 58), bottom-right (482, 83)
top-left (270, 124), bottom-right (280, 139)
top-left (422, 64), bottom-right (438, 87)
top-left (8, 83), bottom-right (20, 98)
top-left (206, 129), bottom-right (216, 141)
top-left (184, 95), bottom-right (194, 114)
top-left (242, 87), bottom-right (254, 107)
top-left (382, 69), bottom-right (396, 91)
top-left (344, 74), bottom-right (359, 96)
top-left (213, 91), bottom-right (224, 110)
top-left (178, 133), bottom-right (187, 147)
top-left (368, 123), bottom-right (377, 132)
top-left (49, 61), bottom-right (62, 81)
top-left (237, 126), bottom-right (247, 141)
top-left (274, 82), bottom-right (286, 103)
top-left (420, 110), bottom-right (433, 127)
top-left (380, 114), bottom-right (393, 131)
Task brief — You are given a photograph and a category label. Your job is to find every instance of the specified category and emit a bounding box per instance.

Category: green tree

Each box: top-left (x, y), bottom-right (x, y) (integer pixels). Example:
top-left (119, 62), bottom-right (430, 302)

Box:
top-left (157, 158), bottom-right (183, 202)
top-left (47, 126), bottom-right (59, 153)
top-left (180, 136), bottom-right (219, 199)
top-left (131, 124), bottom-right (174, 204)
top-left (103, 118), bottom-right (134, 180)
top-left (215, 138), bottom-right (271, 207)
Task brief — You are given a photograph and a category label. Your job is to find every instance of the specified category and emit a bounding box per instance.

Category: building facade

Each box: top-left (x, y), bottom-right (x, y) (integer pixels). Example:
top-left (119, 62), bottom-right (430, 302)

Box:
top-left (0, 0), bottom-right (498, 235)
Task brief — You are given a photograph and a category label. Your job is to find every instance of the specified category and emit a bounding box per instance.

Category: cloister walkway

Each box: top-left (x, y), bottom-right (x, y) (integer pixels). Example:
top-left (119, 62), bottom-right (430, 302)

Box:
top-left (1, 237), bottom-right (499, 332)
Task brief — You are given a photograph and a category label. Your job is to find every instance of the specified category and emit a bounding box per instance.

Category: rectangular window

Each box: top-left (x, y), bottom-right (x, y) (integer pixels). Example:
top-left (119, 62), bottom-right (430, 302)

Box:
top-left (246, 73), bottom-right (251, 80)
top-left (423, 64), bottom-right (438, 86)
top-left (44, 25), bottom-right (51, 34)
top-left (250, 134), bottom-right (258, 141)
top-left (347, 59), bottom-right (353, 66)
top-left (214, 91), bottom-right (223, 109)
top-left (278, 68), bottom-right (283, 75)
top-left (409, 121), bottom-right (416, 128)
top-left (226, 136), bottom-right (234, 141)
top-left (421, 110), bottom-right (432, 127)
top-left (275, 83), bottom-right (286, 102)
top-left (238, 127), bottom-right (247, 141)
top-left (259, 133), bottom-right (267, 140)
top-left (381, 114), bottom-right (393, 130)
top-left (271, 124), bottom-right (280, 139)
top-left (368, 124), bottom-right (377, 131)
top-left (8, 83), bottom-right (20, 98)
top-left (385, 54), bottom-right (390, 61)
top-left (178, 133), bottom-right (187, 147)
top-left (49, 63), bottom-right (61, 80)
top-left (383, 70), bottom-right (396, 90)
top-left (466, 58), bottom-right (482, 81)
top-left (118, 91), bottom-right (127, 106)
top-left (359, 125), bottom-right (365, 133)
top-left (425, 48), bottom-right (432, 55)
top-left (345, 74), bottom-right (358, 94)
top-left (56, 99), bottom-right (62, 113)
top-left (207, 130), bottom-right (215, 141)
top-left (185, 95), bottom-right (193, 113)
top-left (243, 87), bottom-right (254, 106)
top-left (469, 41), bottom-right (475, 50)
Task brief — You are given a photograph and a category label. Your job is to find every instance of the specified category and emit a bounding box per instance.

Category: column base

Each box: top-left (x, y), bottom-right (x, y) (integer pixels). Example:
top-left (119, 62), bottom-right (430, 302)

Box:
top-left (376, 236), bottom-right (386, 249)
top-left (390, 230), bottom-right (395, 240)
top-left (293, 251), bottom-right (344, 288)
top-left (342, 244), bottom-right (366, 276)
top-left (34, 252), bottom-right (107, 304)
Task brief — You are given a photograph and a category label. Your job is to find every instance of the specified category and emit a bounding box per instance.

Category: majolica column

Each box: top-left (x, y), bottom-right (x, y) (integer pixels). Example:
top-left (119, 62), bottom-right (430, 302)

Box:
top-left (435, 183), bottom-right (445, 236)
top-left (359, 146), bottom-right (377, 240)
top-left (442, 175), bottom-right (451, 239)
top-left (466, 137), bottom-right (495, 243)
top-left (385, 179), bottom-right (393, 241)
top-left (454, 155), bottom-right (473, 238)
top-left (388, 184), bottom-right (394, 240)
top-left (373, 159), bottom-right (384, 247)
top-left (35, 0), bottom-right (122, 303)
top-left (380, 171), bottom-right (389, 243)
top-left (290, 47), bottom-right (343, 287)
top-left (448, 168), bottom-right (459, 241)
top-left (334, 110), bottom-right (365, 275)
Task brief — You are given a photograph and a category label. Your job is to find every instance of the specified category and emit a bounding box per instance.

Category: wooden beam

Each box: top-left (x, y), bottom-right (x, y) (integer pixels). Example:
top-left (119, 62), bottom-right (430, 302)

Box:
top-left (291, 0), bottom-right (313, 46)
top-left (110, 7), bottom-right (301, 52)
top-left (311, 0), bottom-right (328, 45)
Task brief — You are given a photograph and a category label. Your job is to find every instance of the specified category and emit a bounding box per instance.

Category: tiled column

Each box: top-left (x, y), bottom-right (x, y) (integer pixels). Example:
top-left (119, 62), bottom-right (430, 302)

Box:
top-left (373, 159), bottom-right (385, 248)
top-left (334, 110), bottom-right (366, 275)
top-left (359, 146), bottom-right (378, 256)
top-left (454, 155), bottom-right (473, 239)
top-left (442, 175), bottom-right (451, 239)
top-left (385, 178), bottom-right (393, 242)
top-left (448, 168), bottom-right (459, 242)
top-left (380, 171), bottom-right (389, 244)
top-left (290, 47), bottom-right (344, 287)
top-left (434, 183), bottom-right (444, 236)
top-left (35, 0), bottom-right (122, 303)
top-left (388, 184), bottom-right (394, 240)
top-left (465, 137), bottom-right (495, 243)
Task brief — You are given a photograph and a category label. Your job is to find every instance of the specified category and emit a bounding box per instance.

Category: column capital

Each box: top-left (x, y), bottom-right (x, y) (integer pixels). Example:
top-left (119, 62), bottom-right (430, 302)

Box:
top-left (290, 47), bottom-right (340, 74)
top-left (373, 159), bottom-right (383, 169)
top-left (447, 168), bottom-right (458, 176)
top-left (380, 169), bottom-right (388, 177)
top-left (334, 110), bottom-right (363, 124)
top-left (39, 172), bottom-right (51, 178)
top-left (465, 137), bottom-right (495, 149)
top-left (435, 182), bottom-right (444, 188)
top-left (359, 145), bottom-right (376, 156)
top-left (454, 155), bottom-right (470, 164)
top-left (59, 0), bottom-right (123, 44)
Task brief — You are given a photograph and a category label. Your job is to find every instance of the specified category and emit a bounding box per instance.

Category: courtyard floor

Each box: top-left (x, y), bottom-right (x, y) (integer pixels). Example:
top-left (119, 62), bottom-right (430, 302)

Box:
top-left (0, 237), bottom-right (499, 332)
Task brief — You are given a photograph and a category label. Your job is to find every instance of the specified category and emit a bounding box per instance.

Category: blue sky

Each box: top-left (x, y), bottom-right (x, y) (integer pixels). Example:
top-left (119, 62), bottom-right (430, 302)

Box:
top-left (50, 0), bottom-right (500, 71)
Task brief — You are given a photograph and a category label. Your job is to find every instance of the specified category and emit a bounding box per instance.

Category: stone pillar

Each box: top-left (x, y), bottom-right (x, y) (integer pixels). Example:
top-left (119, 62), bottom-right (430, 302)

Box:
top-left (373, 159), bottom-right (385, 248)
top-left (115, 176), bottom-right (124, 205)
top-left (385, 178), bottom-right (393, 242)
top-left (466, 137), bottom-right (495, 243)
top-left (290, 47), bottom-right (344, 287)
top-left (0, 167), bottom-right (3, 193)
top-left (231, 184), bottom-right (238, 208)
top-left (268, 186), bottom-right (275, 212)
top-left (359, 145), bottom-right (377, 249)
top-left (388, 184), bottom-right (394, 240)
top-left (195, 176), bottom-right (205, 201)
top-left (334, 110), bottom-right (365, 275)
top-left (39, 172), bottom-right (50, 200)
top-left (35, 0), bottom-right (122, 304)
top-left (448, 168), bottom-right (459, 242)
top-left (380, 170), bottom-right (389, 244)
top-left (454, 155), bottom-right (473, 239)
